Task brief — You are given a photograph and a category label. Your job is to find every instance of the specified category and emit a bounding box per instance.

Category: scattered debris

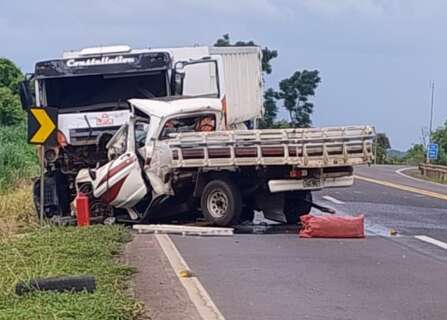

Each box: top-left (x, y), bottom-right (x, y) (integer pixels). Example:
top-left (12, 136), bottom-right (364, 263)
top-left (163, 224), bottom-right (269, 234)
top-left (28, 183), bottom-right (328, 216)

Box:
top-left (389, 228), bottom-right (398, 236)
top-left (179, 270), bottom-right (194, 278)
top-left (133, 224), bottom-right (234, 236)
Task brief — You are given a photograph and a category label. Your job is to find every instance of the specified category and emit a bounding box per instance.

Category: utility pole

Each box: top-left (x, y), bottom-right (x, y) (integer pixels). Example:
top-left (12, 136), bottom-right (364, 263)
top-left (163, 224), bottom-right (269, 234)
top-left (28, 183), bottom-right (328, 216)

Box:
top-left (427, 80), bottom-right (435, 163)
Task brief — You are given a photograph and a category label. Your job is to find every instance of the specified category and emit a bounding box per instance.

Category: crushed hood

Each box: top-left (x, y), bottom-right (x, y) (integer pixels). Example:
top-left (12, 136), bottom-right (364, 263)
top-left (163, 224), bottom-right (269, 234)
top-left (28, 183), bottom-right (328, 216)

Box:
top-left (129, 97), bottom-right (223, 118)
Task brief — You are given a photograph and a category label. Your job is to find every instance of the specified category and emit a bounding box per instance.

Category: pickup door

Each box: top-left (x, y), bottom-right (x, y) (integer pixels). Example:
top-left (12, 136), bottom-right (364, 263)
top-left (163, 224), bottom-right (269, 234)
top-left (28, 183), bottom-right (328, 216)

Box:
top-left (92, 116), bottom-right (148, 208)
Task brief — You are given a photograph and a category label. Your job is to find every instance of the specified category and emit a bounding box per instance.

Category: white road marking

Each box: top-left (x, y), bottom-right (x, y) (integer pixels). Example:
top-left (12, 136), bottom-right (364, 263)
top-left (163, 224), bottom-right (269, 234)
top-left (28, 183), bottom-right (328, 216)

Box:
top-left (322, 195), bottom-right (345, 204)
top-left (155, 234), bottom-right (226, 320)
top-left (414, 235), bottom-right (447, 250)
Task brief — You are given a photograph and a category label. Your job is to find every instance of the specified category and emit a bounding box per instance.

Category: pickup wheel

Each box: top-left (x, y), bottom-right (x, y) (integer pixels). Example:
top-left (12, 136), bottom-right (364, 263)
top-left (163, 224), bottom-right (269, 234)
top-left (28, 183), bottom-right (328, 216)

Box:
top-left (284, 191), bottom-right (312, 225)
top-left (201, 179), bottom-right (242, 226)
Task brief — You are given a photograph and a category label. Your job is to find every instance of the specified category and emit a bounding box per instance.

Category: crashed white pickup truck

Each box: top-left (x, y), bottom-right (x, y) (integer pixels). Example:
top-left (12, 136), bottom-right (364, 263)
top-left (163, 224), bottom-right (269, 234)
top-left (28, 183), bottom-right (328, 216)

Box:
top-left (75, 97), bottom-right (375, 226)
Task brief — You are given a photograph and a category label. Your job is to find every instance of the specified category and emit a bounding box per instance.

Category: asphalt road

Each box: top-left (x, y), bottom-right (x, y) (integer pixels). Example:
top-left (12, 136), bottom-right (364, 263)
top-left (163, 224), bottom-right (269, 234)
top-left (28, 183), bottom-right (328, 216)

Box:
top-left (167, 165), bottom-right (447, 320)
top-left (355, 165), bottom-right (447, 195)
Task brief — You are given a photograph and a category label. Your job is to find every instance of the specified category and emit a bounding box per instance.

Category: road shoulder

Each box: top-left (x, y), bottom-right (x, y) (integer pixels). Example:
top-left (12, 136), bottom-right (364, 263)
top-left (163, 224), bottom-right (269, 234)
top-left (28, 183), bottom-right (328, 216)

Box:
top-left (124, 233), bottom-right (202, 320)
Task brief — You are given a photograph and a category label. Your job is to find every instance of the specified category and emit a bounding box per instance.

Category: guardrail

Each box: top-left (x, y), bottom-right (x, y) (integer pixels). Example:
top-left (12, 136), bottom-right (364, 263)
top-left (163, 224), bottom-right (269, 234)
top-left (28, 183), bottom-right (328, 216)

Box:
top-left (419, 163), bottom-right (447, 182)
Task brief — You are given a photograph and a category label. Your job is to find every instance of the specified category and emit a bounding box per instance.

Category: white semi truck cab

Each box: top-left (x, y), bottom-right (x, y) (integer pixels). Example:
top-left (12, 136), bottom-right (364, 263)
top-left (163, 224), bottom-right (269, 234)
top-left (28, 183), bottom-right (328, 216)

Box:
top-left (19, 45), bottom-right (263, 219)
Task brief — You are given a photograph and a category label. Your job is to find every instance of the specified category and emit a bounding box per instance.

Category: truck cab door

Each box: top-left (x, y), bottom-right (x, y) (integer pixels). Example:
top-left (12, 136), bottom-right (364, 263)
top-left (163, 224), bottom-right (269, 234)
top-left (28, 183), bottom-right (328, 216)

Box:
top-left (172, 55), bottom-right (225, 100)
top-left (92, 116), bottom-right (147, 208)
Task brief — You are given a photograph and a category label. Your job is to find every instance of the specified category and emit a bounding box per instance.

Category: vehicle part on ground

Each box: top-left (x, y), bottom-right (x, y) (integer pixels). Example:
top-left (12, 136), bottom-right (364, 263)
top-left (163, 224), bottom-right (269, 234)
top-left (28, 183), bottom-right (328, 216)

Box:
top-left (201, 178), bottom-right (242, 226)
top-left (133, 224), bottom-right (234, 236)
top-left (284, 191), bottom-right (313, 225)
top-left (311, 202), bottom-right (336, 214)
top-left (16, 275), bottom-right (96, 295)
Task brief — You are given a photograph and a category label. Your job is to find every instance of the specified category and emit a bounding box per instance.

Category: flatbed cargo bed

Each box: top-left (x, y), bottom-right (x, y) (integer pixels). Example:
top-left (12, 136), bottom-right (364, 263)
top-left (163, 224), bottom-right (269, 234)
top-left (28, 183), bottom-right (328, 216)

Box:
top-left (168, 125), bottom-right (375, 168)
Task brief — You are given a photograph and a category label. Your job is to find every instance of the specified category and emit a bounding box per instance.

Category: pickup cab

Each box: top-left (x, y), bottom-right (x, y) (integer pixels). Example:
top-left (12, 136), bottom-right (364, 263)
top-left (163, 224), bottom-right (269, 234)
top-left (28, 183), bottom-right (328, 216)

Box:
top-left (75, 97), bottom-right (375, 226)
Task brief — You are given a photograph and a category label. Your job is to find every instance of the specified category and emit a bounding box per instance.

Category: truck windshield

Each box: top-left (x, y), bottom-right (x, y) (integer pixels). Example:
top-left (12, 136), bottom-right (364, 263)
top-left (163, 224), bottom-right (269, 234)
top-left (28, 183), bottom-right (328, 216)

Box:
top-left (44, 71), bottom-right (168, 110)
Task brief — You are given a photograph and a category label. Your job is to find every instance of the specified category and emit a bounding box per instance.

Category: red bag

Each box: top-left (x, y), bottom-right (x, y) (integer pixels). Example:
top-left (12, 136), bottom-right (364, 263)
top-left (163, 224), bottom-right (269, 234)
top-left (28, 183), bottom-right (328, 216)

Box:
top-left (299, 214), bottom-right (365, 238)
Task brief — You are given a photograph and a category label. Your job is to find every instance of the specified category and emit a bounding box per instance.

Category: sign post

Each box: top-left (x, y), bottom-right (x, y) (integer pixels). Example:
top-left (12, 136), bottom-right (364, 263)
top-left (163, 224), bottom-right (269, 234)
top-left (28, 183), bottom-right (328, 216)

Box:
top-left (28, 107), bottom-right (58, 225)
top-left (39, 146), bottom-right (45, 225)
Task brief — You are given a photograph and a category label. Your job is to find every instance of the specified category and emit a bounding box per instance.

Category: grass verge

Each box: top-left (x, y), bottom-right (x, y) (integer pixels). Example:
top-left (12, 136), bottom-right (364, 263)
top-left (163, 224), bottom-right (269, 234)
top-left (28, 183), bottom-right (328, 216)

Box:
top-left (0, 184), bottom-right (38, 238)
top-left (0, 225), bottom-right (144, 320)
top-left (0, 124), bottom-right (39, 191)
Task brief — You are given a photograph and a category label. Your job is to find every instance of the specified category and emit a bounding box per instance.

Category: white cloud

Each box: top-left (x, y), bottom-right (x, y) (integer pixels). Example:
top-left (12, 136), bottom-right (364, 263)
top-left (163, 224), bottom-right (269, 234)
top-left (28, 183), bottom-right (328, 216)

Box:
top-left (177, 0), bottom-right (283, 17)
top-left (300, 0), bottom-right (390, 16)
top-left (299, 0), bottom-right (447, 19)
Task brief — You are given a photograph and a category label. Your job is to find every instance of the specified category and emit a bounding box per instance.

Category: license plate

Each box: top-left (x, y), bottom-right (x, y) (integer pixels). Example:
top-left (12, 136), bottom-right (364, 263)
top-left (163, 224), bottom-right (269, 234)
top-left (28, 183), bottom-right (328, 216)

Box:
top-left (303, 178), bottom-right (321, 188)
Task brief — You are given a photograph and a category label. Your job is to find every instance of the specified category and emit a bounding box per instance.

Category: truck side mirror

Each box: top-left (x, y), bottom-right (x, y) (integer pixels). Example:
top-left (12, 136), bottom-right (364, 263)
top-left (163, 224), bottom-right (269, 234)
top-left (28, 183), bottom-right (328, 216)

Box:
top-left (171, 61), bottom-right (186, 96)
top-left (173, 71), bottom-right (185, 95)
top-left (18, 80), bottom-right (34, 110)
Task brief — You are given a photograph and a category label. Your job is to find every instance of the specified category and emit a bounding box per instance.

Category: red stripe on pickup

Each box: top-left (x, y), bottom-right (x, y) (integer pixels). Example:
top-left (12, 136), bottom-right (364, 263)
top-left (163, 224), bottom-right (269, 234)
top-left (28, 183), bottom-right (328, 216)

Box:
top-left (100, 176), bottom-right (127, 203)
top-left (98, 156), bottom-right (135, 188)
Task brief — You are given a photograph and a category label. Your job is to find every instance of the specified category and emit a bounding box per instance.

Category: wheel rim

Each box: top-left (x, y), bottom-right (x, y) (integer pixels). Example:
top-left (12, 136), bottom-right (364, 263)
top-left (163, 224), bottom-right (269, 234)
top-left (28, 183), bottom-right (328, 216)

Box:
top-left (207, 189), bottom-right (229, 219)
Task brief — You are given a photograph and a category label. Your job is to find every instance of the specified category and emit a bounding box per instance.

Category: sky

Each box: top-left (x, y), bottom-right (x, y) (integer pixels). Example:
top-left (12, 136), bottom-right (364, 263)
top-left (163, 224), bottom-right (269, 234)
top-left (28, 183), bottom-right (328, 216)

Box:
top-left (1, 0), bottom-right (446, 150)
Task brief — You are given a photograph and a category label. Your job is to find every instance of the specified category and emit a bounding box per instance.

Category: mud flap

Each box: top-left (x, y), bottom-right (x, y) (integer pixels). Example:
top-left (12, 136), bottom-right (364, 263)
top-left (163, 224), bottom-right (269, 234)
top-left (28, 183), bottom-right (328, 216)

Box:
top-left (255, 192), bottom-right (286, 223)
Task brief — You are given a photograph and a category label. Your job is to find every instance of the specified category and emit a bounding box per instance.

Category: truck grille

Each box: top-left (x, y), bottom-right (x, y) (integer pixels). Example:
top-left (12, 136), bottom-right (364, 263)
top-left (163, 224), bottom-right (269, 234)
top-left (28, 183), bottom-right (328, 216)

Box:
top-left (69, 126), bottom-right (120, 145)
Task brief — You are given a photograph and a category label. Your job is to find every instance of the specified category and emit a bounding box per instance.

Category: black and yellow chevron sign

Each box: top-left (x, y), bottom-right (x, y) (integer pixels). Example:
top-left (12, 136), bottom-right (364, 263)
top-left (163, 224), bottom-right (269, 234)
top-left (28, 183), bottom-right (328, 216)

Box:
top-left (28, 107), bottom-right (58, 145)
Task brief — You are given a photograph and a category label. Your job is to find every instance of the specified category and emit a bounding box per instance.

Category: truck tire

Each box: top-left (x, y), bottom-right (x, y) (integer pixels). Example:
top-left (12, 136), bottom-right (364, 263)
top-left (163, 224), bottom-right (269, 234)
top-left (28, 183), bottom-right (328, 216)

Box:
top-left (201, 179), bottom-right (242, 226)
top-left (284, 191), bottom-right (312, 225)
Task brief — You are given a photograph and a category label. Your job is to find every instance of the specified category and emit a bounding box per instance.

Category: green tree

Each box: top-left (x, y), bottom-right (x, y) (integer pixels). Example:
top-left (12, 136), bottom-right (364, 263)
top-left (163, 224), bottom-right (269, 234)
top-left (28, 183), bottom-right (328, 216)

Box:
top-left (0, 87), bottom-right (24, 126)
top-left (277, 70), bottom-right (321, 128)
top-left (0, 58), bottom-right (24, 94)
top-left (0, 58), bottom-right (25, 126)
top-left (214, 34), bottom-right (278, 75)
top-left (431, 121), bottom-right (447, 165)
top-left (373, 133), bottom-right (391, 164)
top-left (214, 34), bottom-right (279, 127)
top-left (403, 144), bottom-right (426, 165)
top-left (259, 88), bottom-right (278, 128)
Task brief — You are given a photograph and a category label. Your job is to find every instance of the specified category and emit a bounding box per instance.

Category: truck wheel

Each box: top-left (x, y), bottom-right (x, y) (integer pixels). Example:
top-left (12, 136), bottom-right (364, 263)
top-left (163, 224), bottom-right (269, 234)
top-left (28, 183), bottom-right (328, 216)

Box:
top-left (284, 191), bottom-right (312, 225)
top-left (201, 179), bottom-right (242, 226)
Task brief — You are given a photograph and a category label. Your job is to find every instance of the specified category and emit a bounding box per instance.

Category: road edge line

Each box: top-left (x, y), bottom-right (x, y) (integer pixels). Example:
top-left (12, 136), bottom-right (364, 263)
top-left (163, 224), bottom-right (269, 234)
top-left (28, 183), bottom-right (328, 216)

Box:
top-left (155, 234), bottom-right (226, 320)
top-left (354, 175), bottom-right (447, 201)
top-left (414, 235), bottom-right (447, 250)
top-left (395, 167), bottom-right (447, 187)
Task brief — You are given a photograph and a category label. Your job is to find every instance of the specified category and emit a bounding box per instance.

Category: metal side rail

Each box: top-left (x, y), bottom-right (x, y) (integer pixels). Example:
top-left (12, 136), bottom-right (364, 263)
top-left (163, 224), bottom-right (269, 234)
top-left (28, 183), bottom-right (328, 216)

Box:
top-left (168, 125), bottom-right (375, 168)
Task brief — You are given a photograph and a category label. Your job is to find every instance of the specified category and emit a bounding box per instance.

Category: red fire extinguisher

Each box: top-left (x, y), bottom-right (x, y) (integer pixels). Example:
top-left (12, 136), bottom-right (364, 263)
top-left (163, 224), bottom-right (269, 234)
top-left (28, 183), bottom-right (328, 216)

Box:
top-left (75, 192), bottom-right (90, 227)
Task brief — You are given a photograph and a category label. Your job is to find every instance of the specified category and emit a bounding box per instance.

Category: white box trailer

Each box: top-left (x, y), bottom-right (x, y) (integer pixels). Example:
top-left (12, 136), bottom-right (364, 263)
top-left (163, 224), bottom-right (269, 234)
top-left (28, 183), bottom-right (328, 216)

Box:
top-left (209, 46), bottom-right (263, 125)
top-left (168, 46), bottom-right (264, 126)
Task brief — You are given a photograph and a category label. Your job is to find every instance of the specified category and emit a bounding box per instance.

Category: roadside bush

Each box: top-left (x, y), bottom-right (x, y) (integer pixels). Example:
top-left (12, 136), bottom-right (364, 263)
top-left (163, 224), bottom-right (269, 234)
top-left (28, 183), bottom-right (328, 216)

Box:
top-left (0, 87), bottom-right (24, 126)
top-left (0, 57), bottom-right (23, 94)
top-left (0, 123), bottom-right (39, 191)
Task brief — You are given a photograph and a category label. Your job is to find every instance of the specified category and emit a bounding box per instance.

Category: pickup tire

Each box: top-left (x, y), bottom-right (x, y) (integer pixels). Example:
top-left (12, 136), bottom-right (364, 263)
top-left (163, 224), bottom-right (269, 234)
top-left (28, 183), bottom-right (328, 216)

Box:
top-left (284, 191), bottom-right (312, 225)
top-left (201, 179), bottom-right (242, 226)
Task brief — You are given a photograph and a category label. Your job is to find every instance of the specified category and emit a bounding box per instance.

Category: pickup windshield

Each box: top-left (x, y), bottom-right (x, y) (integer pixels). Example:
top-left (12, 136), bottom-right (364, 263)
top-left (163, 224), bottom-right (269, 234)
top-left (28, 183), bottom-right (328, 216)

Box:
top-left (44, 71), bottom-right (168, 110)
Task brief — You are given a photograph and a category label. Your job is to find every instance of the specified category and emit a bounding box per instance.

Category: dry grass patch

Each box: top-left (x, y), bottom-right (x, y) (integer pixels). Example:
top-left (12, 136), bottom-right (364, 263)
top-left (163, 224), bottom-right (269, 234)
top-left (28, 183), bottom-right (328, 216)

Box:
top-left (0, 184), bottom-right (38, 240)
